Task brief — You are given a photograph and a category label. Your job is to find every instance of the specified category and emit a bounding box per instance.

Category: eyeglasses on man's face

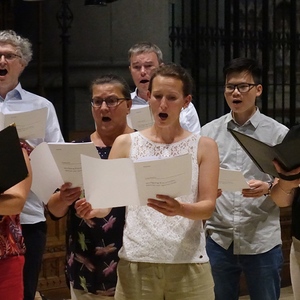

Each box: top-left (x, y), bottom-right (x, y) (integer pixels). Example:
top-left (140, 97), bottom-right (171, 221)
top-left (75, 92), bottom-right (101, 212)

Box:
top-left (0, 53), bottom-right (22, 61)
top-left (91, 96), bottom-right (129, 108)
top-left (224, 83), bottom-right (258, 94)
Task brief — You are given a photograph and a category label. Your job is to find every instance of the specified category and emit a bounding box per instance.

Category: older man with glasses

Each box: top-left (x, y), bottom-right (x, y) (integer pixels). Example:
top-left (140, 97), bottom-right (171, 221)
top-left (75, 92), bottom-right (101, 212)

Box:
top-left (0, 30), bottom-right (64, 300)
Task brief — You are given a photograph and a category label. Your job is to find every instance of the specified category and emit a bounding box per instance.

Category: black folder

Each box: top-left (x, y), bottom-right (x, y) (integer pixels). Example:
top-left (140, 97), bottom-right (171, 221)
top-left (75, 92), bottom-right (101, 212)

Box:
top-left (229, 125), bottom-right (300, 180)
top-left (0, 125), bottom-right (28, 193)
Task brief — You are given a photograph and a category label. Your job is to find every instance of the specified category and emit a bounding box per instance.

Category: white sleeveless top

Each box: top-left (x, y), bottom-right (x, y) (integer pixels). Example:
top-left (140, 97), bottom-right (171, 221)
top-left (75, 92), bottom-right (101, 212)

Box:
top-left (118, 132), bottom-right (209, 264)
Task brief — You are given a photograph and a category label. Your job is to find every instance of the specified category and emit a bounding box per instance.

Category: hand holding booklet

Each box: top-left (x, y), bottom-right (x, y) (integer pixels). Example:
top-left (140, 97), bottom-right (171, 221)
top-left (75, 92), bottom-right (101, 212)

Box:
top-left (218, 168), bottom-right (249, 192)
top-left (81, 153), bottom-right (192, 208)
top-left (30, 142), bottom-right (99, 203)
top-left (229, 125), bottom-right (300, 180)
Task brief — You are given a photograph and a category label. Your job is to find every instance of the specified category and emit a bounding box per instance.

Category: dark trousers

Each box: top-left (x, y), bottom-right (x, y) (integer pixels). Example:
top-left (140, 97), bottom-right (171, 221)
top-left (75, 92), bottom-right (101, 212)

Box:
top-left (22, 221), bottom-right (47, 300)
top-left (206, 236), bottom-right (283, 300)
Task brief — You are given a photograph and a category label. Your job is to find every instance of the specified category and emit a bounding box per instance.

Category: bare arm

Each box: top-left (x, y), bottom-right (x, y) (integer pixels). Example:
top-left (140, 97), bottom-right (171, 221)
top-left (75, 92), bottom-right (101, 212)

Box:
top-left (0, 149), bottom-right (32, 215)
top-left (47, 183), bottom-right (82, 218)
top-left (147, 136), bottom-right (219, 220)
top-left (270, 161), bottom-right (300, 207)
top-left (108, 133), bottom-right (132, 159)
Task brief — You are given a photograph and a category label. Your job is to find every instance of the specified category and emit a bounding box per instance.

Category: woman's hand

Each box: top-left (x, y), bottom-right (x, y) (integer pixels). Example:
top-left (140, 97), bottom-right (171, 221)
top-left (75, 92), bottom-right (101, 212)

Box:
top-left (147, 194), bottom-right (183, 216)
top-left (47, 183), bottom-right (82, 218)
top-left (59, 183), bottom-right (82, 206)
top-left (75, 198), bottom-right (111, 219)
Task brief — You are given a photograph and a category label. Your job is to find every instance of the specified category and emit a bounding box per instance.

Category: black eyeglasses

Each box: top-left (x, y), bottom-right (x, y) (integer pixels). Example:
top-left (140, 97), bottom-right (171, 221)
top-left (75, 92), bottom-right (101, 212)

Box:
top-left (224, 83), bottom-right (259, 94)
top-left (91, 96), bottom-right (130, 108)
top-left (0, 53), bottom-right (22, 61)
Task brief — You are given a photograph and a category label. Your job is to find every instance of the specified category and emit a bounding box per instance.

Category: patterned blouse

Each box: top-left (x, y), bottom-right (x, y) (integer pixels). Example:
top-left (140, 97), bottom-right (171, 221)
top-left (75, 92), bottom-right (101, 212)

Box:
top-left (65, 137), bottom-right (125, 296)
top-left (0, 215), bottom-right (25, 259)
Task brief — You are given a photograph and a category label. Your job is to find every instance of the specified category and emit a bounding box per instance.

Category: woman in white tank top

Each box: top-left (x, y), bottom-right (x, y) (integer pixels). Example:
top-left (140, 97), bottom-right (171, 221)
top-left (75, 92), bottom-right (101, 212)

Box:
top-left (76, 63), bottom-right (219, 300)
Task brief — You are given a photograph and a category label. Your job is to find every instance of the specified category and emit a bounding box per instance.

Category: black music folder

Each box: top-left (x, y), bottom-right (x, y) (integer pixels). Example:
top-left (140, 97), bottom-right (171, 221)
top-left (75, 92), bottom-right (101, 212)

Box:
top-left (229, 125), bottom-right (300, 180)
top-left (0, 125), bottom-right (28, 193)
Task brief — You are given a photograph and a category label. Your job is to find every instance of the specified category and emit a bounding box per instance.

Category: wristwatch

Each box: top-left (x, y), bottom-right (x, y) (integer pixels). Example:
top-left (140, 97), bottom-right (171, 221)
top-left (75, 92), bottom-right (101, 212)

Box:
top-left (264, 181), bottom-right (273, 196)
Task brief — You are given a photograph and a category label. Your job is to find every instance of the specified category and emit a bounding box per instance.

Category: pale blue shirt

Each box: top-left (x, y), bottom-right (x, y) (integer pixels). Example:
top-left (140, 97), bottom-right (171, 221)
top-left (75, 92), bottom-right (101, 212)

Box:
top-left (0, 83), bottom-right (64, 224)
top-left (131, 89), bottom-right (201, 134)
top-left (201, 108), bottom-right (289, 255)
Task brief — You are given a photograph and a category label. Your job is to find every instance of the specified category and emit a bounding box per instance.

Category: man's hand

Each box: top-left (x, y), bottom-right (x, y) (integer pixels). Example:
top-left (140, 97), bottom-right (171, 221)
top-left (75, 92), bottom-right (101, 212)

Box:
top-left (242, 179), bottom-right (269, 198)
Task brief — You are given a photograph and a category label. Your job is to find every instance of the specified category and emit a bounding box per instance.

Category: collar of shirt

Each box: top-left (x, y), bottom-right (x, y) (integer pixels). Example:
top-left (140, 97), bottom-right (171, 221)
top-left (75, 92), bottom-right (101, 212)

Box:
top-left (226, 107), bottom-right (261, 130)
top-left (131, 88), bottom-right (148, 106)
top-left (0, 82), bottom-right (22, 102)
top-left (131, 88), bottom-right (137, 99)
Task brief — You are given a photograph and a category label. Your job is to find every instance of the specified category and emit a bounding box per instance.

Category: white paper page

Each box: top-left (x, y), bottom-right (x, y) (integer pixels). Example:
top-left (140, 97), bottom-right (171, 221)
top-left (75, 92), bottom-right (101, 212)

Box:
top-left (127, 105), bottom-right (154, 130)
top-left (81, 155), bottom-right (140, 209)
top-left (30, 142), bottom-right (64, 204)
top-left (134, 153), bottom-right (192, 204)
top-left (82, 154), bottom-right (192, 209)
top-left (218, 168), bottom-right (249, 192)
top-left (0, 107), bottom-right (47, 139)
top-left (48, 142), bottom-right (99, 188)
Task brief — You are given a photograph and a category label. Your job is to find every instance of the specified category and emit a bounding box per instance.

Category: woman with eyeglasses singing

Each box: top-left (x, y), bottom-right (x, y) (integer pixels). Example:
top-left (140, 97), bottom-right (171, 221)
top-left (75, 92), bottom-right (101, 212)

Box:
top-left (75, 63), bottom-right (219, 300)
top-left (47, 74), bottom-right (134, 300)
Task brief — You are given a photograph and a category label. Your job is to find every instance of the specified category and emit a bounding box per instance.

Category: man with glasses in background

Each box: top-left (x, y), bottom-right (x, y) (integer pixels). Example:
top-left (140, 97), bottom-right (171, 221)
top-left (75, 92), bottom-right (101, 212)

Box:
top-left (0, 30), bottom-right (64, 300)
top-left (201, 57), bottom-right (288, 300)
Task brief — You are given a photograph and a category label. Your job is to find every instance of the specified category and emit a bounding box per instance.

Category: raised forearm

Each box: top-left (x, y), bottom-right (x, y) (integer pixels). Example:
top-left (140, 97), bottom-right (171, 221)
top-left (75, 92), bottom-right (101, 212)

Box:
top-left (270, 179), bottom-right (297, 207)
top-left (47, 191), bottom-right (70, 218)
top-left (179, 199), bottom-right (216, 220)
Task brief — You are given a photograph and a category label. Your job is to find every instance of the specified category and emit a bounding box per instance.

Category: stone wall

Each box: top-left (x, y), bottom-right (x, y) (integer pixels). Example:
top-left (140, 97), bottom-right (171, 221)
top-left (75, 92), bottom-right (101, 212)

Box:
top-left (18, 0), bottom-right (173, 138)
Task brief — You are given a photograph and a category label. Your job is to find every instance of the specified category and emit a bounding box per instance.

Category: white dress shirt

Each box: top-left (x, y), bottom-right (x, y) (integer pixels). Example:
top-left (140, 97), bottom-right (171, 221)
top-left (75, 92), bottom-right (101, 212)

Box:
top-left (0, 83), bottom-right (64, 224)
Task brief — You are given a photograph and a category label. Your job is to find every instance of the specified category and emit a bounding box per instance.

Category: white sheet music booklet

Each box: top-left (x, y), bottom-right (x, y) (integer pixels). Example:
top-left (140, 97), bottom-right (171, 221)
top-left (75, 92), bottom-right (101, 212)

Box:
top-left (30, 142), bottom-right (99, 203)
top-left (82, 153), bottom-right (192, 208)
top-left (0, 107), bottom-right (47, 139)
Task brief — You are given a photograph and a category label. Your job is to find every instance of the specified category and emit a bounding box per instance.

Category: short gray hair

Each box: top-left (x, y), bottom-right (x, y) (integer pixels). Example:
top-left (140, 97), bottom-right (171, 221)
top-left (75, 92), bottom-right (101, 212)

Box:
top-left (0, 30), bottom-right (32, 65)
top-left (128, 41), bottom-right (163, 64)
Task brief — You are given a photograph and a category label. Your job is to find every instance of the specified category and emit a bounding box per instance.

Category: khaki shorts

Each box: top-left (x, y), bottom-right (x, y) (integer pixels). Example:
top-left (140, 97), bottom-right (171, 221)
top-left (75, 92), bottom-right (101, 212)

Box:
top-left (115, 259), bottom-right (214, 300)
top-left (70, 284), bottom-right (114, 300)
top-left (291, 237), bottom-right (300, 300)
